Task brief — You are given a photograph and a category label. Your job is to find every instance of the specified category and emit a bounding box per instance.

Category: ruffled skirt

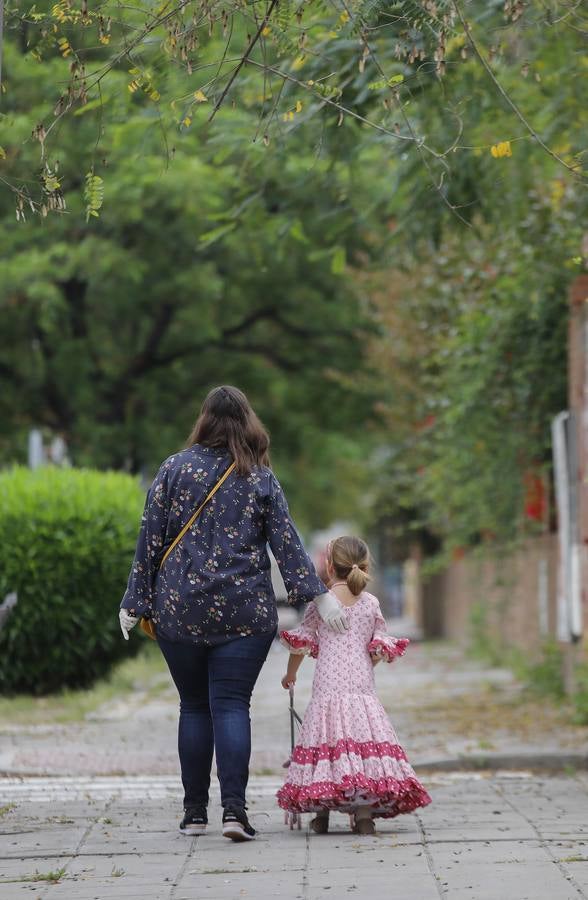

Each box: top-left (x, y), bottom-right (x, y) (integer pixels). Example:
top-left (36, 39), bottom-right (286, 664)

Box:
top-left (277, 692), bottom-right (431, 818)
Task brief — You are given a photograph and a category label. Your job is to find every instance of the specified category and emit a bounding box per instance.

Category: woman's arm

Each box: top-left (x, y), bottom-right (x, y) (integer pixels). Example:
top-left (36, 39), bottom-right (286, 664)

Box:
top-left (120, 460), bottom-right (171, 619)
top-left (263, 473), bottom-right (326, 604)
top-left (263, 473), bottom-right (348, 633)
top-left (282, 653), bottom-right (305, 689)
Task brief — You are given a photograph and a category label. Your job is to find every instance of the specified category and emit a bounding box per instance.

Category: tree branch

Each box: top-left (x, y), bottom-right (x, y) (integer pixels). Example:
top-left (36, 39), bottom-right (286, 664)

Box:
top-left (453, 0), bottom-right (587, 182)
top-left (222, 339), bottom-right (300, 372)
top-left (221, 304), bottom-right (278, 338)
top-left (126, 301), bottom-right (176, 380)
top-left (208, 0), bottom-right (279, 123)
top-left (31, 322), bottom-right (72, 432)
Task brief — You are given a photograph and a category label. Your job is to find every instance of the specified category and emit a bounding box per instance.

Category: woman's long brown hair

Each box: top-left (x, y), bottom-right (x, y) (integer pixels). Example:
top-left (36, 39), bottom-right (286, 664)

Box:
top-left (187, 386), bottom-right (270, 476)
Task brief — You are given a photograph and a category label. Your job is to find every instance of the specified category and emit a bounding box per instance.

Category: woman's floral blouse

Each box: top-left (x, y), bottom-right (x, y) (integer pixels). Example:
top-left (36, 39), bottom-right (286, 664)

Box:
top-left (121, 444), bottom-right (326, 645)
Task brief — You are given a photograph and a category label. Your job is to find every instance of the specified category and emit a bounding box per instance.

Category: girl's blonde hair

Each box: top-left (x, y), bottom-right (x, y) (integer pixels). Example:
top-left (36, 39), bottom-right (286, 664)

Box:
top-left (328, 535), bottom-right (371, 596)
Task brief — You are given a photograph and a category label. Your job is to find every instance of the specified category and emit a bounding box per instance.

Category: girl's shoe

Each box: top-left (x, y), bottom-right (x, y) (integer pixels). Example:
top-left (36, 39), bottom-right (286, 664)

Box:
top-left (352, 808), bottom-right (375, 836)
top-left (354, 817), bottom-right (375, 835)
top-left (310, 811), bottom-right (330, 834)
top-left (222, 806), bottom-right (256, 842)
top-left (179, 806), bottom-right (208, 835)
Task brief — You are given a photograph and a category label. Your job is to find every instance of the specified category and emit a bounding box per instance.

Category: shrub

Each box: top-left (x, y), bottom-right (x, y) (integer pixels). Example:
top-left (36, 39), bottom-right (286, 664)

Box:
top-left (0, 467), bottom-right (145, 694)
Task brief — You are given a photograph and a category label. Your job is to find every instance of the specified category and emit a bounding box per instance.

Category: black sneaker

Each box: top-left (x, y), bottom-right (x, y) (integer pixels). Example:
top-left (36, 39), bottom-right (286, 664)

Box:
top-left (179, 806), bottom-right (208, 835)
top-left (222, 806), bottom-right (256, 842)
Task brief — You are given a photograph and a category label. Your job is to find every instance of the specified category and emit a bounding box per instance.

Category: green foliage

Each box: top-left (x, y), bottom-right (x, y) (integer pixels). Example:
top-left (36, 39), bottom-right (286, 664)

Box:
top-left (520, 641), bottom-right (565, 701)
top-left (468, 601), bottom-right (504, 668)
top-left (370, 16), bottom-right (588, 553)
top-left (418, 216), bottom-right (571, 548)
top-left (514, 641), bottom-right (588, 726)
top-left (510, 640), bottom-right (588, 725)
top-left (0, 38), bottom-right (384, 529)
top-left (572, 665), bottom-right (588, 726)
top-left (0, 467), bottom-right (144, 695)
top-left (0, 0), bottom-right (587, 548)
top-left (0, 0), bottom-right (585, 211)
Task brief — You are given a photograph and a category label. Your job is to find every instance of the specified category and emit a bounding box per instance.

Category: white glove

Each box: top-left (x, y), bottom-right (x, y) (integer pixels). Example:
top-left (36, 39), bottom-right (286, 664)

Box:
top-left (314, 592), bottom-right (349, 634)
top-left (119, 609), bottom-right (139, 641)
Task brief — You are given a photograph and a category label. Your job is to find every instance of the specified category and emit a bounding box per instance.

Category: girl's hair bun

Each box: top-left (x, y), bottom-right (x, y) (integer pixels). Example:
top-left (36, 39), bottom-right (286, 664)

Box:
top-left (329, 536), bottom-right (371, 596)
top-left (346, 564), bottom-right (370, 596)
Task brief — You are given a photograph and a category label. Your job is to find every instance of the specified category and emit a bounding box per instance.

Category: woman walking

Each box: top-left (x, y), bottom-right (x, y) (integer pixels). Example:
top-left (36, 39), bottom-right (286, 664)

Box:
top-left (118, 386), bottom-right (347, 841)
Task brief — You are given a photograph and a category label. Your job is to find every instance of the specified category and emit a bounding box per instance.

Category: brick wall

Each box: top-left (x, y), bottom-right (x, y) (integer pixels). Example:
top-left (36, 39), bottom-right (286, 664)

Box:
top-left (420, 534), bottom-right (559, 655)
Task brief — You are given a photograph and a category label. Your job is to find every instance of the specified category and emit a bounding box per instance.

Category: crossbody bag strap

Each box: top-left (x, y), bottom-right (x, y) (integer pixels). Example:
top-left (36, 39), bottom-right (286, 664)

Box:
top-left (159, 460), bottom-right (236, 569)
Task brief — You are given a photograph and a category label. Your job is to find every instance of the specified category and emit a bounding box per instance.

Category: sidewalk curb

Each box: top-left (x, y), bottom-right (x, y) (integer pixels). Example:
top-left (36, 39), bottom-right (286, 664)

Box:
top-left (415, 752), bottom-right (588, 773)
top-left (2, 753), bottom-right (588, 783)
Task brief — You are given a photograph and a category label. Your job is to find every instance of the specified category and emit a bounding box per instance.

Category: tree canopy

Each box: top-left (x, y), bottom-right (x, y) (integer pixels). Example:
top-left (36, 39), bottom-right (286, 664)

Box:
top-left (0, 0), bottom-right (587, 549)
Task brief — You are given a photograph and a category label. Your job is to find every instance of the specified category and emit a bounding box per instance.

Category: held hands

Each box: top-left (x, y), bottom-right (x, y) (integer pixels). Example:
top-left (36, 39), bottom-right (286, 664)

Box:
top-left (119, 609), bottom-right (139, 641)
top-left (314, 591), bottom-right (349, 634)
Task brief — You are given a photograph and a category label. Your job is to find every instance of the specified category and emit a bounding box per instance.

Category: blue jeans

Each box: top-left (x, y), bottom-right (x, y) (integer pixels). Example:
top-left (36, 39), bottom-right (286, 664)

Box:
top-left (158, 631), bottom-right (275, 810)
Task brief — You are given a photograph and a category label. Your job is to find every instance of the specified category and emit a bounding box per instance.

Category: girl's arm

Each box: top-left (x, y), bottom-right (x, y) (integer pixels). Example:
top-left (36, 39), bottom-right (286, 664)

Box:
top-left (368, 598), bottom-right (410, 663)
top-left (282, 653), bottom-right (305, 689)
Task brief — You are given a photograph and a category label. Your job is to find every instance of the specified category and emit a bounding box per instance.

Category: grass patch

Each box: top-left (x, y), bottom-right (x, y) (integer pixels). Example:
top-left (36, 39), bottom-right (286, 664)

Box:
top-left (514, 641), bottom-right (565, 701)
top-left (466, 612), bottom-right (588, 728)
top-left (571, 664), bottom-right (588, 726)
top-left (415, 681), bottom-right (583, 745)
top-left (0, 803), bottom-right (16, 819)
top-left (513, 642), bottom-right (588, 726)
top-left (0, 643), bottom-right (168, 726)
top-left (3, 868), bottom-right (67, 884)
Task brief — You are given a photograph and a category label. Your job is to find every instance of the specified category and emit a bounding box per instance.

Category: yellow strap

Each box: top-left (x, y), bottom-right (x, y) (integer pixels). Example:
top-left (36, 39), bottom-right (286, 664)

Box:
top-left (160, 461), bottom-right (236, 569)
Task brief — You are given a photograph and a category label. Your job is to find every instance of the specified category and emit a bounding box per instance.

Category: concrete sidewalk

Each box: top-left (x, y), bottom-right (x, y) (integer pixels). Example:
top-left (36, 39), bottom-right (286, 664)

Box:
top-left (1, 772), bottom-right (588, 899)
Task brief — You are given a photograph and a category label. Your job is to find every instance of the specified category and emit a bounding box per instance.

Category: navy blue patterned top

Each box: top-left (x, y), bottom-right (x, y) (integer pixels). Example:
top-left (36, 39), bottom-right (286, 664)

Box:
top-left (121, 444), bottom-right (326, 645)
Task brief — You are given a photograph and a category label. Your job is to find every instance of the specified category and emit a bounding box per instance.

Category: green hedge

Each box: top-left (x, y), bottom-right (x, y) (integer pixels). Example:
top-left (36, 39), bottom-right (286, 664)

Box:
top-left (0, 467), bottom-right (145, 694)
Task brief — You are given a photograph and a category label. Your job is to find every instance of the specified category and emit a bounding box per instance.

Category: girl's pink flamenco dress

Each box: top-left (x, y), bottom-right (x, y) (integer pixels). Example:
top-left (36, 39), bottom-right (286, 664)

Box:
top-left (277, 593), bottom-right (431, 818)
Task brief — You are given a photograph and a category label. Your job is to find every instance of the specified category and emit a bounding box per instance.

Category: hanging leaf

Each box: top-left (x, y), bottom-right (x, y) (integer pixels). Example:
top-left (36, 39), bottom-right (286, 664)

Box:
top-left (84, 171), bottom-right (104, 221)
top-left (331, 246), bottom-right (346, 274)
top-left (368, 74), bottom-right (404, 90)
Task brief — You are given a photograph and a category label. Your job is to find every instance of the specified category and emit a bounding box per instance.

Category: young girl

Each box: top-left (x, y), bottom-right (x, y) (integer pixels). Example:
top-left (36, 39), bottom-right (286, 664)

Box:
top-left (277, 536), bottom-right (431, 835)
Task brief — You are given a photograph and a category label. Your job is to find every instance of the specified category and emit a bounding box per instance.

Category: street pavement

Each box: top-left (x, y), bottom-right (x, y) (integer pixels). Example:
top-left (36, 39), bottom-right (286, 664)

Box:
top-left (1, 772), bottom-right (588, 899)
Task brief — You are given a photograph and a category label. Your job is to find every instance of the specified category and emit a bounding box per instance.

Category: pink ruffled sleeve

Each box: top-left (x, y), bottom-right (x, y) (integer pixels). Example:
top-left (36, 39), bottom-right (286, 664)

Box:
top-left (279, 602), bottom-right (320, 659)
top-left (368, 599), bottom-right (409, 663)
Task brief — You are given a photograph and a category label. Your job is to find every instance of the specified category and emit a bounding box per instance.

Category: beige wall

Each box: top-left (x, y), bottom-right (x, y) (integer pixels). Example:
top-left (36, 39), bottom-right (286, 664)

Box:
top-left (420, 534), bottom-right (559, 655)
